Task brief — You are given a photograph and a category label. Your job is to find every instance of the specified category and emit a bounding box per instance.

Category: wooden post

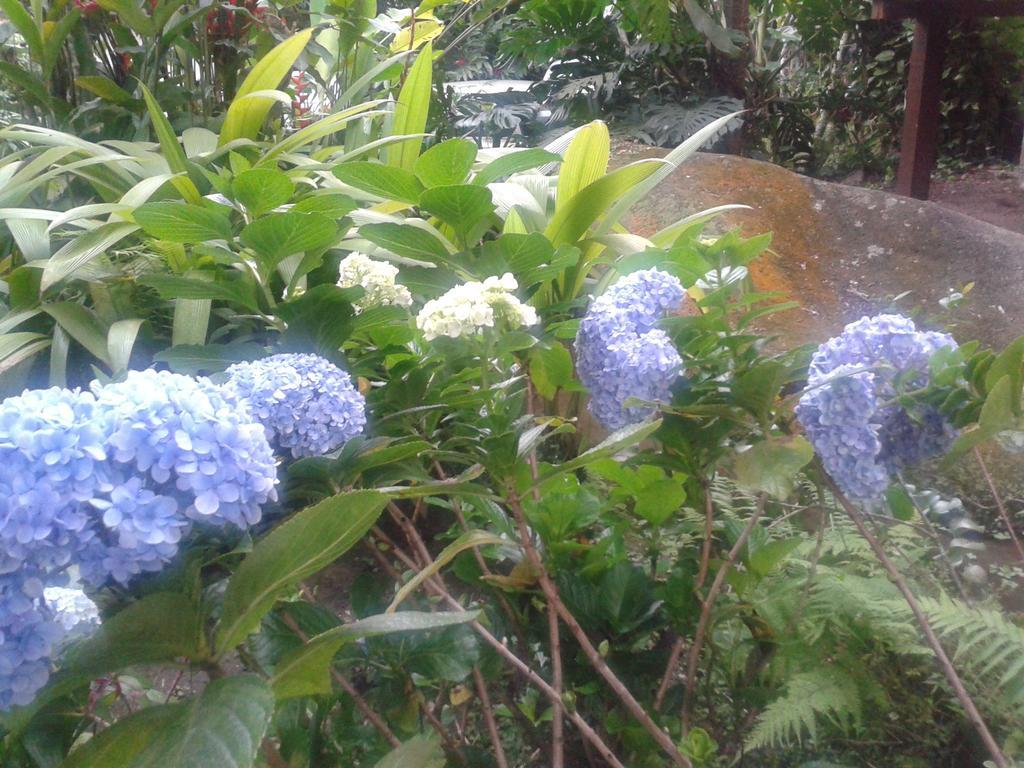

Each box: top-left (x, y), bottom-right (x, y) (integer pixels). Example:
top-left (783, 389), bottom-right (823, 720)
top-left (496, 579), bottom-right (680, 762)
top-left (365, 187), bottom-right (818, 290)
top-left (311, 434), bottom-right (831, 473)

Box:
top-left (895, 15), bottom-right (949, 199)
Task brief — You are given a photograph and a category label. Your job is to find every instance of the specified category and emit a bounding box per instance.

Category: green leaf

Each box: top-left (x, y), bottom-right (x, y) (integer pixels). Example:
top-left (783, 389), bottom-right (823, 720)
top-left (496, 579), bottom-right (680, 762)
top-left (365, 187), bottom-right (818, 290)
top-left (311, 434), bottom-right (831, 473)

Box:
top-left (271, 610), bottom-right (478, 700)
top-left (232, 168), bottom-right (295, 217)
top-left (681, 0), bottom-right (739, 55)
top-left (387, 42), bottom-right (433, 170)
top-left (42, 9), bottom-right (81, 79)
top-left (885, 484), bottom-right (917, 522)
top-left (544, 161), bottom-right (662, 246)
top-left (361, 222), bottom-right (453, 264)
top-left (61, 677), bottom-right (273, 768)
top-left (734, 436), bottom-right (813, 500)
top-left (528, 343), bottom-right (573, 400)
top-left (240, 212), bottom-right (337, 271)
top-left (220, 29), bottom-right (314, 145)
top-left (413, 139), bottom-right (477, 187)
top-left (138, 82), bottom-right (200, 203)
top-left (418, 184), bottom-right (494, 238)
top-left (985, 336), bottom-right (1024, 417)
top-left (948, 376), bottom-right (1016, 459)
top-left (134, 202), bottom-right (232, 243)
top-left (388, 531), bottom-right (501, 613)
top-left (332, 162), bottom-right (424, 203)
top-left (76, 75), bottom-right (133, 104)
top-left (256, 100), bottom-right (384, 167)
top-left (139, 274), bottom-right (260, 311)
top-left (215, 490), bottom-right (388, 653)
top-left (40, 221), bottom-right (139, 290)
top-left (107, 318), bottom-right (143, 373)
top-left (556, 120), bottom-right (609, 211)
top-left (539, 420), bottom-right (661, 485)
top-left (153, 342), bottom-right (262, 374)
top-left (733, 361), bottom-right (788, 420)
top-left (42, 303), bottom-right (110, 366)
top-left (748, 538), bottom-right (801, 577)
top-left (60, 705), bottom-right (178, 768)
top-left (473, 148), bottom-right (561, 187)
top-left (373, 735), bottom-right (444, 768)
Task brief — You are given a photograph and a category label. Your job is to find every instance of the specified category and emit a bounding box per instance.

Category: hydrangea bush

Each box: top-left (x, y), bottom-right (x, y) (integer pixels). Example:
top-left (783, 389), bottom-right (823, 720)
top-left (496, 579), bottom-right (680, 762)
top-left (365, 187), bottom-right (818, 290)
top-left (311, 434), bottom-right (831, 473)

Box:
top-left (796, 314), bottom-right (958, 499)
top-left (1, 84), bottom-right (1021, 768)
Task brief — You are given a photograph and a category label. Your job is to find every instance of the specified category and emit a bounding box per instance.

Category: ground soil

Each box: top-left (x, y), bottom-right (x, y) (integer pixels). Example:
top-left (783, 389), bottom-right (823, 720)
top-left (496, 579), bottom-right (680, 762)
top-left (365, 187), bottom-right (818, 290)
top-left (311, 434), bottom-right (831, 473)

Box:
top-left (922, 166), bottom-right (1024, 235)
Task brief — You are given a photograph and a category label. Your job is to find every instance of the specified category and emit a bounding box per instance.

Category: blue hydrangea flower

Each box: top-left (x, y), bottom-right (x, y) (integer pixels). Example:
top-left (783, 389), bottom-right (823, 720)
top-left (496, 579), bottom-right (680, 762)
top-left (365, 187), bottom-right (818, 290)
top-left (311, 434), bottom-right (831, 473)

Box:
top-left (796, 314), bottom-right (958, 500)
top-left (0, 369), bottom-right (279, 710)
top-left (93, 370), bottom-right (278, 532)
top-left (575, 269), bottom-right (686, 430)
top-left (0, 572), bottom-right (63, 710)
top-left (222, 353), bottom-right (367, 458)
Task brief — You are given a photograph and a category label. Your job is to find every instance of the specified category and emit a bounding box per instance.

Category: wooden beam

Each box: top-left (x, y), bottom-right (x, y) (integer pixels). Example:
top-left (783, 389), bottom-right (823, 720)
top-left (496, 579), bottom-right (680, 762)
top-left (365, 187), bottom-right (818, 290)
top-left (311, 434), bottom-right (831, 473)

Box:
top-left (873, 0), bottom-right (1024, 21)
top-left (895, 16), bottom-right (949, 199)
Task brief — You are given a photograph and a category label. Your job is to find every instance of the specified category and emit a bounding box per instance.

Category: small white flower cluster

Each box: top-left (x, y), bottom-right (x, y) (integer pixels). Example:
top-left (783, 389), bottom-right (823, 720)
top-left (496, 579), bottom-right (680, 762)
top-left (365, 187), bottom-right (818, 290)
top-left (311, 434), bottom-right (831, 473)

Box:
top-left (337, 253), bottom-right (412, 313)
top-left (416, 274), bottom-right (538, 341)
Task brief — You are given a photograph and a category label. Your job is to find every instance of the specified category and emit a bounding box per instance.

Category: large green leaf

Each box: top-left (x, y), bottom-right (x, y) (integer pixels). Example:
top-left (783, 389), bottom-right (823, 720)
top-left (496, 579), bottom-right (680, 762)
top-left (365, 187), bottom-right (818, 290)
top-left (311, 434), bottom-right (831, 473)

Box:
top-left (138, 82), bottom-right (200, 203)
top-left (40, 222), bottom-right (139, 290)
top-left (373, 735), bottom-right (445, 768)
top-left (219, 29), bottom-right (314, 145)
top-left (413, 139), bottom-right (477, 188)
top-left (215, 490), bottom-right (388, 653)
top-left (544, 161), bottom-right (662, 246)
top-left (61, 676), bottom-right (273, 768)
top-left (360, 222), bottom-right (453, 264)
top-left (472, 148), bottom-right (561, 187)
top-left (139, 274), bottom-right (260, 311)
top-left (387, 43), bottom-right (433, 170)
top-left (556, 120), bottom-right (609, 211)
top-left (75, 75), bottom-right (133, 105)
top-left (418, 184), bottom-right (494, 239)
top-left (42, 303), bottom-right (110, 366)
top-left (271, 610), bottom-right (478, 700)
top-left (133, 202), bottom-right (232, 243)
top-left (734, 436), bottom-right (813, 500)
top-left (240, 212), bottom-right (337, 272)
top-left (256, 100), bottom-right (384, 167)
top-left (232, 168), bottom-right (295, 216)
top-left (332, 162), bottom-right (424, 203)
top-left (388, 531), bottom-right (501, 612)
top-left (538, 419), bottom-right (662, 484)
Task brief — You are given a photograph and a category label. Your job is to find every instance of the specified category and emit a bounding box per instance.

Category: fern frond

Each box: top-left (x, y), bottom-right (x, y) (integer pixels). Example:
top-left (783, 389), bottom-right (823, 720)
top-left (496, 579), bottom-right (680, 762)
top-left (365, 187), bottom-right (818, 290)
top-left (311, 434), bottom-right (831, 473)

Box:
top-left (919, 594), bottom-right (1024, 717)
top-left (746, 666), bottom-right (862, 750)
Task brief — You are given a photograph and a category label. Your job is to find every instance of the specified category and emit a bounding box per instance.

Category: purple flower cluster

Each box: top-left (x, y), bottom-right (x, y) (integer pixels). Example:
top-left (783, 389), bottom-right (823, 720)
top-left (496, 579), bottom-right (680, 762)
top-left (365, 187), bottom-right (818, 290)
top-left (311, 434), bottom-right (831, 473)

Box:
top-left (796, 314), bottom-right (958, 499)
top-left (0, 370), bottom-right (278, 709)
top-left (221, 353), bottom-right (366, 458)
top-left (575, 269), bottom-right (686, 429)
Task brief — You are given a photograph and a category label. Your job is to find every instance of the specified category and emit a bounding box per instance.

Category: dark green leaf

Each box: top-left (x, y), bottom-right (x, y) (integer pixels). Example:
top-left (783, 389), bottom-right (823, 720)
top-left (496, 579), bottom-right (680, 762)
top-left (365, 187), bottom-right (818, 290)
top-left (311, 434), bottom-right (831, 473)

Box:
top-left (240, 212), bottom-right (337, 270)
top-left (216, 490), bottom-right (388, 653)
top-left (373, 735), bottom-right (444, 768)
top-left (473, 148), bottom-right (561, 187)
top-left (361, 222), bottom-right (452, 264)
top-left (418, 184), bottom-right (494, 237)
top-left (61, 676), bottom-right (273, 768)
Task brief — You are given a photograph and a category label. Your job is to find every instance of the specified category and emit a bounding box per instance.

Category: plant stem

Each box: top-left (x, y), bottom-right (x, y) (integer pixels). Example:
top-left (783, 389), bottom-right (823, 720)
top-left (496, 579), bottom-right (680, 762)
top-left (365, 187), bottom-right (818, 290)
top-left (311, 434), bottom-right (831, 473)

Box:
top-left (473, 667), bottom-right (510, 768)
top-left (654, 637), bottom-right (685, 712)
top-left (369, 527), bottom-right (628, 767)
top-left (974, 446), bottom-right (1024, 564)
top-left (505, 490), bottom-right (692, 767)
top-left (682, 494), bottom-right (765, 732)
top-left (825, 472), bottom-right (1009, 768)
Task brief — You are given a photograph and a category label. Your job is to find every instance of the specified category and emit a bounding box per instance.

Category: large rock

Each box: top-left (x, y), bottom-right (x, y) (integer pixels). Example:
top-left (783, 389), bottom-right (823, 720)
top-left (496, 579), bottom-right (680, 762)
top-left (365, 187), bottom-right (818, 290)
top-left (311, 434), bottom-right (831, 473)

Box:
top-left (621, 149), bottom-right (1024, 349)
top-left (621, 149), bottom-right (1024, 529)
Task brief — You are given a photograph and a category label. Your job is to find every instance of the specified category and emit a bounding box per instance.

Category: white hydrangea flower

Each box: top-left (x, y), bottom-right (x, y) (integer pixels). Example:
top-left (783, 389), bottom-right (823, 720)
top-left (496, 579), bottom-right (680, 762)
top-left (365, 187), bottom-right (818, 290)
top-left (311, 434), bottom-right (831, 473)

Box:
top-left (44, 586), bottom-right (100, 642)
top-left (337, 253), bottom-right (413, 313)
top-left (416, 273), bottom-right (538, 341)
